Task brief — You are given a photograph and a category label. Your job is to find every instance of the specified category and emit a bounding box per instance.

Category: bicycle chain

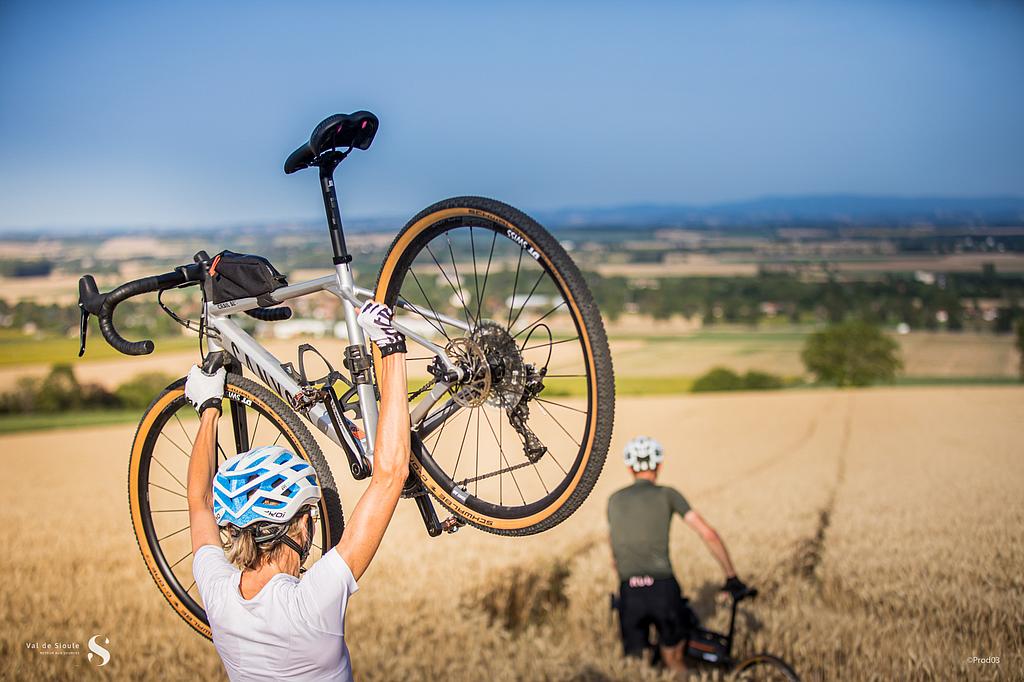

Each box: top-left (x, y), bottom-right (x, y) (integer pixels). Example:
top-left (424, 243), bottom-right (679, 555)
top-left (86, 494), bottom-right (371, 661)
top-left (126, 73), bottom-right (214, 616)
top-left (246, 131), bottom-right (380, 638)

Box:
top-left (404, 459), bottom-right (535, 498)
top-left (407, 378), bottom-right (438, 402)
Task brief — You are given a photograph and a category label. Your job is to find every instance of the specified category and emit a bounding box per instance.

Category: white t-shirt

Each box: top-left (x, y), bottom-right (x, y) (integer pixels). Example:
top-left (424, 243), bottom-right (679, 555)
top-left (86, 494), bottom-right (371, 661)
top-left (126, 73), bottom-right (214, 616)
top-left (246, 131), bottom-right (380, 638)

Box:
top-left (193, 544), bottom-right (358, 682)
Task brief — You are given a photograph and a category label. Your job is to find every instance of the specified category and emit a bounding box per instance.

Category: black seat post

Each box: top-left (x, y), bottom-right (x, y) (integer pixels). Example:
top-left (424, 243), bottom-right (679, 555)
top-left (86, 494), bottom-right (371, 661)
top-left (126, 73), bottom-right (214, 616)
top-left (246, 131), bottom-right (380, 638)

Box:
top-left (317, 150), bottom-right (351, 265)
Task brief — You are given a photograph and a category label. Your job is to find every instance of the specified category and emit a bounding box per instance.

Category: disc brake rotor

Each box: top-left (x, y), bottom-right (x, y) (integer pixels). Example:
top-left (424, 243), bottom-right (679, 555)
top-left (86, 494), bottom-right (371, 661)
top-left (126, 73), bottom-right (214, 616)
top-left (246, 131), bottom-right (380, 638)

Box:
top-left (445, 337), bottom-right (490, 407)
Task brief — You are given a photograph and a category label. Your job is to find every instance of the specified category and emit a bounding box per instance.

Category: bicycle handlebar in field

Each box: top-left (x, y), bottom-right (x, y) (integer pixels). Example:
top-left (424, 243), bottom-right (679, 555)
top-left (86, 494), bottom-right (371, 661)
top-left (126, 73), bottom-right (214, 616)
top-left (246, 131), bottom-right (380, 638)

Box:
top-left (79, 260), bottom-right (297, 357)
top-left (78, 265), bottom-right (201, 356)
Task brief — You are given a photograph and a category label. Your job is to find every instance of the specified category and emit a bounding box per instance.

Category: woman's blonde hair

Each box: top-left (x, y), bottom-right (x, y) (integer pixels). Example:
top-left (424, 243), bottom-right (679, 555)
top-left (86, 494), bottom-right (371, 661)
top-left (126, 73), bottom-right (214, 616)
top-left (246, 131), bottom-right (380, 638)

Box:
top-left (224, 510), bottom-right (312, 571)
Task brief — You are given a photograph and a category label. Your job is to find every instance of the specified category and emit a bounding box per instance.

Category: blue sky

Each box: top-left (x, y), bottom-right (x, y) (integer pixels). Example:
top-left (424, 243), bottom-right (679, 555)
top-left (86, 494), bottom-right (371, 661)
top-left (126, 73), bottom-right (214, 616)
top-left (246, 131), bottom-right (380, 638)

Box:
top-left (1, 1), bottom-right (1022, 229)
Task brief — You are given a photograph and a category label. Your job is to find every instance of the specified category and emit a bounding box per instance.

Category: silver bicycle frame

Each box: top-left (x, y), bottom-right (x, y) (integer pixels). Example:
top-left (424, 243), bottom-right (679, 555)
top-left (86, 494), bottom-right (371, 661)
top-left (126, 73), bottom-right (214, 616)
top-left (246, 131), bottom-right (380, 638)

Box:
top-left (204, 261), bottom-right (468, 467)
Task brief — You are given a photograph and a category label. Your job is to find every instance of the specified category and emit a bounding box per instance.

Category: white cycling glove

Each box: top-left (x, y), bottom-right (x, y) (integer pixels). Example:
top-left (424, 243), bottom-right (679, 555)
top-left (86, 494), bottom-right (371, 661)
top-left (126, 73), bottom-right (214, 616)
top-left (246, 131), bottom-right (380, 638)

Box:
top-left (185, 364), bottom-right (226, 414)
top-left (357, 301), bottom-right (406, 357)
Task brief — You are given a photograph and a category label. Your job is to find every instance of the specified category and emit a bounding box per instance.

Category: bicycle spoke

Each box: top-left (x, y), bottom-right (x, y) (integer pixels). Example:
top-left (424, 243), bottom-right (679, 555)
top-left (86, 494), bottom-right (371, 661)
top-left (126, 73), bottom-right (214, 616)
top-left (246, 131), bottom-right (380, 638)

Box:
top-left (174, 413), bottom-right (194, 448)
top-left (536, 397), bottom-right (587, 415)
top-left (149, 481), bottom-right (187, 499)
top-left (470, 226), bottom-right (480, 312)
top-left (474, 407), bottom-right (480, 497)
top-left (508, 269), bottom-right (546, 332)
top-left (407, 267), bottom-right (453, 342)
top-left (158, 430), bottom-right (191, 460)
top-left (521, 335), bottom-right (579, 353)
top-left (186, 579), bottom-right (196, 595)
top-left (507, 248), bottom-right (525, 329)
top-left (497, 404), bottom-right (503, 505)
top-left (427, 403), bottom-right (457, 449)
top-left (529, 449), bottom-right (550, 495)
top-left (158, 525), bottom-right (190, 542)
top-left (534, 403), bottom-right (576, 473)
top-left (426, 243), bottom-right (474, 326)
top-left (249, 410), bottom-right (262, 447)
top-left (513, 300), bottom-right (567, 339)
top-left (451, 405), bottom-right (474, 480)
top-left (445, 231), bottom-right (474, 327)
top-left (169, 549), bottom-right (192, 571)
top-left (151, 454), bottom-right (187, 490)
top-left (480, 406), bottom-right (526, 505)
top-left (475, 230), bottom-right (498, 322)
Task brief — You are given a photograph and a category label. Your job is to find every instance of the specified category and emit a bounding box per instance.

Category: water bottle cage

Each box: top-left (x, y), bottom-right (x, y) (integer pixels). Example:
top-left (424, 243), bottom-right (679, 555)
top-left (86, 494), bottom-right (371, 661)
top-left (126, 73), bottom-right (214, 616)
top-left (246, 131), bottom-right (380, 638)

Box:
top-left (343, 344), bottom-right (373, 384)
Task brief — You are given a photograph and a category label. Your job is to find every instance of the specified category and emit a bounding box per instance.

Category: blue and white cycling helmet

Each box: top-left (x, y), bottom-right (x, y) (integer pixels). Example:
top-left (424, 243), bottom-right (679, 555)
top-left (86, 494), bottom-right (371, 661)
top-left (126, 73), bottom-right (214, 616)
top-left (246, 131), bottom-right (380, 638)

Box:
top-left (213, 446), bottom-right (321, 529)
top-left (623, 436), bottom-right (664, 472)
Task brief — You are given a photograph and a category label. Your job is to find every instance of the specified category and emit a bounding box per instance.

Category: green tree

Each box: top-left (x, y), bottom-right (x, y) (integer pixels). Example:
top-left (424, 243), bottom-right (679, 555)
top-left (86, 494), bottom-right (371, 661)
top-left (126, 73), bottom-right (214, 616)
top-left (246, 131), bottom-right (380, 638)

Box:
top-left (1015, 318), bottom-right (1024, 381)
top-left (691, 367), bottom-right (744, 392)
top-left (742, 370), bottom-right (784, 390)
top-left (801, 321), bottom-right (902, 387)
top-left (115, 372), bottom-right (176, 408)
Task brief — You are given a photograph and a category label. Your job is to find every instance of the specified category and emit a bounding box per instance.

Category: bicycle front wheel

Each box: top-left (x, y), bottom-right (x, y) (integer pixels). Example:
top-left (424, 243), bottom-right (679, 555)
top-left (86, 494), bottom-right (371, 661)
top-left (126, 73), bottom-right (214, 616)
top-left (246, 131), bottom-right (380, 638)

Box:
top-left (375, 196), bottom-right (615, 535)
top-left (731, 653), bottom-right (801, 681)
top-left (128, 373), bottom-right (345, 639)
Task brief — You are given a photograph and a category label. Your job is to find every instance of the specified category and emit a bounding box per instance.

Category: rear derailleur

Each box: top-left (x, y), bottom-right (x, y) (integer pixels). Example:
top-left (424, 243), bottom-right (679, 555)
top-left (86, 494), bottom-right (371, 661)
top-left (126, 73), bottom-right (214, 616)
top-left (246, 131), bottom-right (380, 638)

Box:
top-left (506, 363), bottom-right (548, 463)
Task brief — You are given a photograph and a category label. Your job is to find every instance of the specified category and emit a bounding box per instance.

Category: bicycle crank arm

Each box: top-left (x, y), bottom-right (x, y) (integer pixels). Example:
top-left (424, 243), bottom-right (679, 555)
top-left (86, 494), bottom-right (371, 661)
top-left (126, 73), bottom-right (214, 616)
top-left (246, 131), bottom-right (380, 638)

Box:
top-left (406, 435), bottom-right (442, 537)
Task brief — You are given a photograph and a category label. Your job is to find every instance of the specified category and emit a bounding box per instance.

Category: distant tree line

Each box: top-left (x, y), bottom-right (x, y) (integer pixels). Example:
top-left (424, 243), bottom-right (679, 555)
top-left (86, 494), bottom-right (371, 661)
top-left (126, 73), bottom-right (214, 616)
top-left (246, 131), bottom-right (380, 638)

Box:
top-left (0, 259), bottom-right (54, 277)
top-left (584, 270), bottom-right (1024, 332)
top-left (0, 364), bottom-right (174, 415)
top-left (0, 299), bottom-right (187, 338)
top-left (4, 269), bottom-right (1023, 339)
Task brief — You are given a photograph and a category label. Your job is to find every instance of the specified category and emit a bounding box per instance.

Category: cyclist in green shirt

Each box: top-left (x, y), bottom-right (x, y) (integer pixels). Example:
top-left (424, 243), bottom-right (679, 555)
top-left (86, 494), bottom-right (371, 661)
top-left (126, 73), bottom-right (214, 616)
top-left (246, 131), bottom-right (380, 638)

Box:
top-left (608, 436), bottom-right (748, 670)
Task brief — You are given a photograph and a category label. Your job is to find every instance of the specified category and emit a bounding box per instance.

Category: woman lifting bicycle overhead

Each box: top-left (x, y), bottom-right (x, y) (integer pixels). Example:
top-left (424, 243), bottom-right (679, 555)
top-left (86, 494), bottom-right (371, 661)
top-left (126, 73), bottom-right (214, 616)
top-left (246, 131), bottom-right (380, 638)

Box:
top-left (185, 302), bottom-right (407, 681)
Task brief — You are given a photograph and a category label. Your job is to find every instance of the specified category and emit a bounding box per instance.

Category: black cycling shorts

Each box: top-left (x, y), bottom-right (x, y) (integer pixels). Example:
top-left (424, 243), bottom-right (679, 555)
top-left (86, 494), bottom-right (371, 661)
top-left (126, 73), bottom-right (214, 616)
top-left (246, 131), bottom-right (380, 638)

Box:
top-left (618, 576), bottom-right (699, 656)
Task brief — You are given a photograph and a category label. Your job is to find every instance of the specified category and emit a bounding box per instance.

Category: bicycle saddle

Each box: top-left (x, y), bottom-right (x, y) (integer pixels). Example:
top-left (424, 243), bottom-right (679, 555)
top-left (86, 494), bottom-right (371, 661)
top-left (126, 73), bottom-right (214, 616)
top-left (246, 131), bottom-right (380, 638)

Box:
top-left (284, 111), bottom-right (379, 174)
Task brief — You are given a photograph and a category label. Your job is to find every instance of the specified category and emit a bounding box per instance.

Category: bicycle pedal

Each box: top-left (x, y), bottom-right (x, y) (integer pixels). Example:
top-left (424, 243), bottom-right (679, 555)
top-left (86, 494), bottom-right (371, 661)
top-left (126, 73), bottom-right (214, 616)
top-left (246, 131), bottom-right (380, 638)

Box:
top-left (441, 516), bottom-right (465, 534)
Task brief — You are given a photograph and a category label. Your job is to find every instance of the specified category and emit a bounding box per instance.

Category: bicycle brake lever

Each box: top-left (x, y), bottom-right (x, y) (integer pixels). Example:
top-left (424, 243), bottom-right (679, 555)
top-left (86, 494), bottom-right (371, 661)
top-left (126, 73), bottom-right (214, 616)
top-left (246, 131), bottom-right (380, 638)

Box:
top-left (78, 307), bottom-right (89, 357)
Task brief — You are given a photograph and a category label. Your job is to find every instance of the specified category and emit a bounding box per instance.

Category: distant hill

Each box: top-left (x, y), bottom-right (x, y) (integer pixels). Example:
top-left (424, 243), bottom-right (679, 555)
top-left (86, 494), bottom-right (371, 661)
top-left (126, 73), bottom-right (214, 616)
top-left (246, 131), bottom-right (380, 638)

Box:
top-left (537, 195), bottom-right (1024, 229)
top-left (4, 195), bottom-right (1024, 238)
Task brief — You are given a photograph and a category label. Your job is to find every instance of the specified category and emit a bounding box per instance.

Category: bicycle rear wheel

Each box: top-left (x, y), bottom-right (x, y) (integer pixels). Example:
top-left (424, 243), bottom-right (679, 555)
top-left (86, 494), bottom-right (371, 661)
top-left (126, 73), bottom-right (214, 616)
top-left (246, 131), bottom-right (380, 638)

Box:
top-left (375, 196), bottom-right (614, 535)
top-left (127, 373), bottom-right (344, 639)
top-left (731, 653), bottom-right (800, 681)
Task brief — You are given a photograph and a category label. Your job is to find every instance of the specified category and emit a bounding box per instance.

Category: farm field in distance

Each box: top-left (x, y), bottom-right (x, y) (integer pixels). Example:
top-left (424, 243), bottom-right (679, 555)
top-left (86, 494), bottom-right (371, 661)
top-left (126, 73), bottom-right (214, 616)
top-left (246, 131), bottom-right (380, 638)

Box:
top-left (0, 324), bottom-right (1018, 393)
top-left (3, 387), bottom-right (1021, 681)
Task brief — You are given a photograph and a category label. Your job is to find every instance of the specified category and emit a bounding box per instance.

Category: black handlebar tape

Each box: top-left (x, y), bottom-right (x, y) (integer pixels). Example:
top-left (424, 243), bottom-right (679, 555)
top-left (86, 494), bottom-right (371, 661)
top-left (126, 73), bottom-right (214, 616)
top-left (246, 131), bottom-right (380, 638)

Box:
top-left (98, 270), bottom-right (187, 356)
top-left (176, 262), bottom-right (204, 282)
top-left (244, 306), bottom-right (293, 322)
top-left (284, 143), bottom-right (315, 174)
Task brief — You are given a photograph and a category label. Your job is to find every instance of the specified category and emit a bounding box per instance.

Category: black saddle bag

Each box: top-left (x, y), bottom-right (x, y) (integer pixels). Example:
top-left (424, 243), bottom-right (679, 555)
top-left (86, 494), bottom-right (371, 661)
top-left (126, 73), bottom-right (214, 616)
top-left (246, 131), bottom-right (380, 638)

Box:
top-left (208, 250), bottom-right (288, 304)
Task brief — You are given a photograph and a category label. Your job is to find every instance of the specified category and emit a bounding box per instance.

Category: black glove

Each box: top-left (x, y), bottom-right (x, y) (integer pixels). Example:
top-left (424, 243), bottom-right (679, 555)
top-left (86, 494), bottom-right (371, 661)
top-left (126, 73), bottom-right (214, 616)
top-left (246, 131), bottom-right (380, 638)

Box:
top-left (723, 576), bottom-right (749, 598)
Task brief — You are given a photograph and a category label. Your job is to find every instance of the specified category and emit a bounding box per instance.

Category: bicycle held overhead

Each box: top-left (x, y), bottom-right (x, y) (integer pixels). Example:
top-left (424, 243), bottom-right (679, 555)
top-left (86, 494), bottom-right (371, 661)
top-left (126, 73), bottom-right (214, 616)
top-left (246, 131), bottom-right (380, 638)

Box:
top-left (78, 110), bottom-right (616, 641)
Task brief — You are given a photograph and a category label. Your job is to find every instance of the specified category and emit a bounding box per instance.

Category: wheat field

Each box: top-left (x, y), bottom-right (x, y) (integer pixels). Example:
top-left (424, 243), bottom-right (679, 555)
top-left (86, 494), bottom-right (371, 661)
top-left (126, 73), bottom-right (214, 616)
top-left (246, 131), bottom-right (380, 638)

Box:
top-left (2, 387), bottom-right (1022, 681)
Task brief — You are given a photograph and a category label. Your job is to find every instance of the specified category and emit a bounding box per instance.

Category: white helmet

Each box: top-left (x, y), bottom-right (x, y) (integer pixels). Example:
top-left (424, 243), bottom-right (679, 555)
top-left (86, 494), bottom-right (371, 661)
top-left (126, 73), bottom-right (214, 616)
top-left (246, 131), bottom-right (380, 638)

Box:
top-left (623, 436), bottom-right (664, 472)
top-left (213, 446), bottom-right (321, 528)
